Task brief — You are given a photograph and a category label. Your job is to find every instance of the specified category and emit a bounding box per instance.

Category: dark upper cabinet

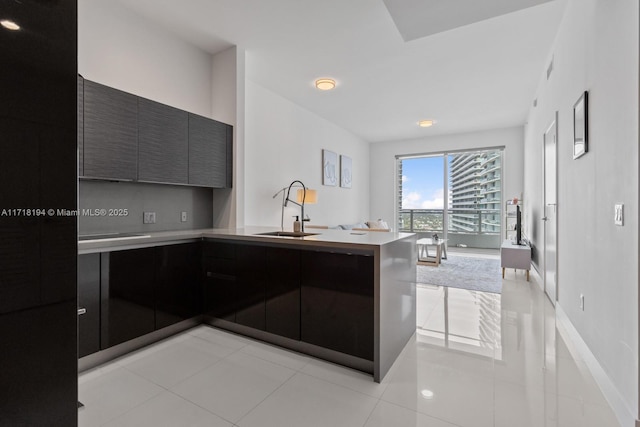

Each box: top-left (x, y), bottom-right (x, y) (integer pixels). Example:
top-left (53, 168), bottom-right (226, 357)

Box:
top-left (265, 247), bottom-right (301, 340)
top-left (235, 244), bottom-right (266, 330)
top-left (226, 125), bottom-right (233, 188)
top-left (78, 75), bottom-right (84, 177)
top-left (101, 249), bottom-right (156, 348)
top-left (78, 254), bottom-right (100, 358)
top-left (189, 114), bottom-right (231, 188)
top-left (83, 80), bottom-right (138, 180)
top-left (155, 243), bottom-right (202, 330)
top-left (139, 99), bottom-right (188, 184)
top-left (79, 80), bottom-right (232, 188)
top-left (301, 251), bottom-right (374, 361)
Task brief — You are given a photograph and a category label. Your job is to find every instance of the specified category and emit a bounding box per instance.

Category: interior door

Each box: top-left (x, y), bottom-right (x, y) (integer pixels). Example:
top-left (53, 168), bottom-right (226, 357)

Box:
top-left (543, 115), bottom-right (558, 305)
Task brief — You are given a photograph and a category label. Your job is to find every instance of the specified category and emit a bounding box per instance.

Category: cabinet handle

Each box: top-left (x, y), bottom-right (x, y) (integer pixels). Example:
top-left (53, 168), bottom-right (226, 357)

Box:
top-left (77, 308), bottom-right (87, 316)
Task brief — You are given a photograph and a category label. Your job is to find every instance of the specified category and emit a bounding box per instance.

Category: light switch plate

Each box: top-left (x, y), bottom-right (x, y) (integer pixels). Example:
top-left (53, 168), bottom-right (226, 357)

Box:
top-left (143, 212), bottom-right (156, 224)
top-left (614, 204), bottom-right (623, 226)
top-left (181, 211), bottom-right (187, 222)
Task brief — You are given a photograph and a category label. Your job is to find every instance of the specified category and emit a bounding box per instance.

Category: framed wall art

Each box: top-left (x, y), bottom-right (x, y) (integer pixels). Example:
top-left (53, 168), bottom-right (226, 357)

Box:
top-left (322, 149), bottom-right (337, 186)
top-left (573, 91), bottom-right (588, 159)
top-left (340, 155), bottom-right (352, 188)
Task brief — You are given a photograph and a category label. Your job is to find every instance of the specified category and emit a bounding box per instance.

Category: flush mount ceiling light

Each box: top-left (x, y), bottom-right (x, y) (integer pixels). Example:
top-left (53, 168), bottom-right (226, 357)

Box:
top-left (420, 389), bottom-right (435, 399)
top-left (1, 19), bottom-right (20, 31)
top-left (418, 119), bottom-right (436, 128)
top-left (315, 78), bottom-right (336, 91)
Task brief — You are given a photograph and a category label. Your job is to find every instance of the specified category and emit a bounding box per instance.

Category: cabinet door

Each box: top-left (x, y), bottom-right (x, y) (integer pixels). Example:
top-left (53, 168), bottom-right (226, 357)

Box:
top-left (83, 80), bottom-right (138, 180)
top-left (235, 244), bottom-right (266, 330)
top-left (78, 75), bottom-right (84, 177)
top-left (265, 247), bottom-right (300, 340)
top-left (155, 243), bottom-right (202, 330)
top-left (78, 253), bottom-right (100, 357)
top-left (203, 241), bottom-right (236, 322)
top-left (301, 251), bottom-right (374, 360)
top-left (139, 98), bottom-right (188, 184)
top-left (101, 248), bottom-right (155, 348)
top-left (188, 114), bottom-right (228, 188)
top-left (225, 124), bottom-right (233, 188)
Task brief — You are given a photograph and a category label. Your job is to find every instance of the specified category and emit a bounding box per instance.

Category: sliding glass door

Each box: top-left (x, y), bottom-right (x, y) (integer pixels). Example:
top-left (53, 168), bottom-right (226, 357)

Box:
top-left (398, 149), bottom-right (503, 249)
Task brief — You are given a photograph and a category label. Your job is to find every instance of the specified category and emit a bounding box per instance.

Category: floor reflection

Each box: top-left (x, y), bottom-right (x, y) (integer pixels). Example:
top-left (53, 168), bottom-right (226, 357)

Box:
top-left (409, 273), bottom-right (621, 427)
top-left (417, 285), bottom-right (500, 360)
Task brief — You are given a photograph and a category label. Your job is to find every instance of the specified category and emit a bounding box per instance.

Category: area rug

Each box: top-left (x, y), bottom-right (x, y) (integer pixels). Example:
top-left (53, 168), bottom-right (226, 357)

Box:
top-left (417, 254), bottom-right (502, 294)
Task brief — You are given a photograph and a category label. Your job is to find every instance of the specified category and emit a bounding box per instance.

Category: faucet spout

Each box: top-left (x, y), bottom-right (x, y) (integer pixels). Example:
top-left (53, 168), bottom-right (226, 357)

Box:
top-left (284, 180), bottom-right (307, 232)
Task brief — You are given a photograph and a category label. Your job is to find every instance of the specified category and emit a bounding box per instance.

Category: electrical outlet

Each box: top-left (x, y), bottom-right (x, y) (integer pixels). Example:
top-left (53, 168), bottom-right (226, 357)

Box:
top-left (181, 211), bottom-right (187, 222)
top-left (143, 212), bottom-right (156, 224)
top-left (614, 203), bottom-right (624, 226)
top-left (580, 294), bottom-right (585, 311)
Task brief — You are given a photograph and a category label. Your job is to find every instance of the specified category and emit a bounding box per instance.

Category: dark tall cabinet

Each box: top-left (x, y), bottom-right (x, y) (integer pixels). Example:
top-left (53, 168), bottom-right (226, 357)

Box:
top-left (0, 0), bottom-right (78, 424)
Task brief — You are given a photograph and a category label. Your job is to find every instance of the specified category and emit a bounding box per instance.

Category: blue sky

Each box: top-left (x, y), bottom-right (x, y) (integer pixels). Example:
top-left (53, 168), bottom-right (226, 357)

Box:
top-left (401, 156), bottom-right (445, 209)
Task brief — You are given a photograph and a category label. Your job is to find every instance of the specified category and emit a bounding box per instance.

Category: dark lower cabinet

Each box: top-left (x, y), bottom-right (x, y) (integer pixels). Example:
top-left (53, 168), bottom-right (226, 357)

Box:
top-left (78, 253), bottom-right (100, 358)
top-left (155, 243), bottom-right (202, 329)
top-left (203, 240), bottom-right (374, 360)
top-left (301, 251), bottom-right (374, 361)
top-left (265, 247), bottom-right (301, 340)
top-left (235, 244), bottom-right (266, 330)
top-left (101, 248), bottom-right (156, 349)
top-left (79, 243), bottom-right (202, 354)
top-left (203, 241), bottom-right (237, 322)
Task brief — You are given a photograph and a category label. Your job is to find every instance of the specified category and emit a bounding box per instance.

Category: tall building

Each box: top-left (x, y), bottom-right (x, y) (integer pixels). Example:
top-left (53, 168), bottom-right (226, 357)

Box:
top-left (449, 151), bottom-right (501, 234)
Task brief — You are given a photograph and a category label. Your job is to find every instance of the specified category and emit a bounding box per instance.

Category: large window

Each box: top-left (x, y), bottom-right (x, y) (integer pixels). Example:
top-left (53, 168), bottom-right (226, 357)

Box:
top-left (398, 149), bottom-right (503, 249)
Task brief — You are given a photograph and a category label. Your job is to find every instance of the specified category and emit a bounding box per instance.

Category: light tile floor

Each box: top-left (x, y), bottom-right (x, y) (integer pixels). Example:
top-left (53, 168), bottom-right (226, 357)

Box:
top-left (78, 271), bottom-right (621, 427)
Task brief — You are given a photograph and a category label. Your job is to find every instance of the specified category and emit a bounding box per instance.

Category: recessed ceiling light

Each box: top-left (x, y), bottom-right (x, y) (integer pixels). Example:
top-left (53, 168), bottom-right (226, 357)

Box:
top-left (418, 119), bottom-right (436, 128)
top-left (1, 19), bottom-right (20, 31)
top-left (315, 78), bottom-right (336, 91)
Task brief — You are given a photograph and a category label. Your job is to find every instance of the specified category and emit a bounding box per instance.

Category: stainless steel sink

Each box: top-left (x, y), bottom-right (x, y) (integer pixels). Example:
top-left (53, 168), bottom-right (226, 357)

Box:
top-left (254, 231), bottom-right (319, 238)
top-left (79, 232), bottom-right (150, 241)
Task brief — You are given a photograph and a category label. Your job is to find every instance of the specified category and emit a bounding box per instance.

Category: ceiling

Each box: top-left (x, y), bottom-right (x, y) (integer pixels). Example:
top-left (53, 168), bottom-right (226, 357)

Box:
top-left (115, 0), bottom-right (566, 143)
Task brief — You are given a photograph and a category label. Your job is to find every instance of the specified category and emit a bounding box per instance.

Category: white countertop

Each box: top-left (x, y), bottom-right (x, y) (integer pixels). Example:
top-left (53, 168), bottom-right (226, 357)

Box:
top-left (78, 226), bottom-right (416, 254)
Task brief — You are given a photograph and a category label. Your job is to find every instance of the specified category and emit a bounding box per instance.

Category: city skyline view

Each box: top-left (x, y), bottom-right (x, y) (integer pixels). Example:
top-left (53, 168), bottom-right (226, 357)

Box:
top-left (401, 156), bottom-right (445, 210)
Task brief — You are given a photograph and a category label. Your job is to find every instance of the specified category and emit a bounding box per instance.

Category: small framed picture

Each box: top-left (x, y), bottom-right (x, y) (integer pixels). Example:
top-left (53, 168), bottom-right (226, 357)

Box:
top-left (340, 155), bottom-right (352, 188)
top-left (322, 149), bottom-right (337, 186)
top-left (573, 91), bottom-right (588, 159)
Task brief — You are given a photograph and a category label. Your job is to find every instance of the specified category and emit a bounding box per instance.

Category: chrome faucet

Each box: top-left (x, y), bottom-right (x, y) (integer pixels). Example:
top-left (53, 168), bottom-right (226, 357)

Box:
top-left (284, 180), bottom-right (310, 232)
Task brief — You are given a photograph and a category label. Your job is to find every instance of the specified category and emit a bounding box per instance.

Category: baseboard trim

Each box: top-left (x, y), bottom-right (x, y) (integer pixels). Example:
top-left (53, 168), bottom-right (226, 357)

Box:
top-left (555, 303), bottom-right (636, 427)
top-left (78, 317), bottom-right (201, 372)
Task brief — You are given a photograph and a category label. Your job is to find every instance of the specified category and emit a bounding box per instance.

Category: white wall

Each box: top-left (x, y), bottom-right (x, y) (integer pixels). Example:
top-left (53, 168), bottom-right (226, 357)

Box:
top-left (211, 47), bottom-right (246, 228)
top-left (523, 0), bottom-right (639, 424)
top-left (244, 81), bottom-right (370, 228)
top-left (370, 126), bottom-right (525, 227)
top-left (78, 0), bottom-right (212, 117)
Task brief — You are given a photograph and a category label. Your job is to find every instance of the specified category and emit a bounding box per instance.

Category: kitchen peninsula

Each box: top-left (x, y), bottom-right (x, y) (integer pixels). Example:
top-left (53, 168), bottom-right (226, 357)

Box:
top-left (78, 227), bottom-right (417, 382)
